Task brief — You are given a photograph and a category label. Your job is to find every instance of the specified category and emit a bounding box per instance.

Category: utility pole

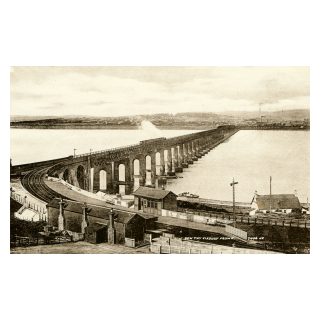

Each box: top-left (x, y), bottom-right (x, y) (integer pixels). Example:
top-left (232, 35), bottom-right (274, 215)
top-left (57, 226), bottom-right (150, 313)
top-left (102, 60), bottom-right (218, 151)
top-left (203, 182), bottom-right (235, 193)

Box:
top-left (74, 149), bottom-right (76, 157)
top-left (259, 103), bottom-right (262, 121)
top-left (230, 178), bottom-right (238, 228)
top-left (269, 176), bottom-right (272, 213)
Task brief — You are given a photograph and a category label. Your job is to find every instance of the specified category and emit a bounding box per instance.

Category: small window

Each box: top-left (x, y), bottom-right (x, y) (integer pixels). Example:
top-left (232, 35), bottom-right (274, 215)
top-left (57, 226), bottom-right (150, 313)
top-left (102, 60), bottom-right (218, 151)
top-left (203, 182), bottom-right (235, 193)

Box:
top-left (151, 201), bottom-right (154, 208)
top-left (147, 200), bottom-right (150, 208)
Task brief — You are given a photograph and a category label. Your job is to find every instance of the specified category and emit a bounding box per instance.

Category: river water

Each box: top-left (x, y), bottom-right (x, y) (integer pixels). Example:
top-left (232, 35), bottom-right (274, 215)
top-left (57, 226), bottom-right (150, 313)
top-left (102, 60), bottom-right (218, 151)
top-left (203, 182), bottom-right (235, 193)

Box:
top-left (10, 129), bottom-right (310, 203)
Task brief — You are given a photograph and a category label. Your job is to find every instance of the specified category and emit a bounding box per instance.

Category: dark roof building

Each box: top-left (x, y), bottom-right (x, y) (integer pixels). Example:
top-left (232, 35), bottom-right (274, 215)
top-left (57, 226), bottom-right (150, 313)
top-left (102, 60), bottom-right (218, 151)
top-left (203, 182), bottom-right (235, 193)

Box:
top-left (251, 194), bottom-right (301, 213)
top-left (85, 223), bottom-right (108, 244)
top-left (46, 199), bottom-right (157, 245)
top-left (132, 187), bottom-right (177, 215)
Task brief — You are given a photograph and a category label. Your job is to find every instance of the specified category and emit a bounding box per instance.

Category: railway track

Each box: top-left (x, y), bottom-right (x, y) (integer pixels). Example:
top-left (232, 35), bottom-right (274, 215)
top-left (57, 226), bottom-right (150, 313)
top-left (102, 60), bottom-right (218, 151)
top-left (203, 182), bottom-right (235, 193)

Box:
top-left (21, 167), bottom-right (70, 203)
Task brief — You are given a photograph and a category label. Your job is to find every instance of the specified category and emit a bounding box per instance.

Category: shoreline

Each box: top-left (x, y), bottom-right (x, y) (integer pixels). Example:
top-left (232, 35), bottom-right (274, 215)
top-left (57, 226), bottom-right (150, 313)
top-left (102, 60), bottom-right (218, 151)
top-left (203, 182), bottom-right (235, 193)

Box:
top-left (10, 125), bottom-right (215, 130)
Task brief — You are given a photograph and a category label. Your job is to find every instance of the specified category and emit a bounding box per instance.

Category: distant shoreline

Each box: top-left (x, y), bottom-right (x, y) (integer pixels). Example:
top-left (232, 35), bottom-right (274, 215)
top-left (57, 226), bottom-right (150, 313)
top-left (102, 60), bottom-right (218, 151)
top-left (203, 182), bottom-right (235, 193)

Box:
top-left (10, 125), bottom-right (214, 130)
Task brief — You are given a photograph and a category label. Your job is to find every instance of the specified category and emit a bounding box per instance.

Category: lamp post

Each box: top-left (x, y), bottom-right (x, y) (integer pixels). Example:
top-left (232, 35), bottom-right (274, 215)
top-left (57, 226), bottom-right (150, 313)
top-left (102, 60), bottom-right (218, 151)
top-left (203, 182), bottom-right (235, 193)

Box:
top-left (230, 178), bottom-right (238, 228)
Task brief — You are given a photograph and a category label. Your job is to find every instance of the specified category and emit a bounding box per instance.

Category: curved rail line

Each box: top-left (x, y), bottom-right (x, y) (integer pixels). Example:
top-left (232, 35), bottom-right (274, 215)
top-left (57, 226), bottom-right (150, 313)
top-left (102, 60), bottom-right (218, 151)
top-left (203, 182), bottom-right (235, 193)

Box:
top-left (21, 167), bottom-right (70, 203)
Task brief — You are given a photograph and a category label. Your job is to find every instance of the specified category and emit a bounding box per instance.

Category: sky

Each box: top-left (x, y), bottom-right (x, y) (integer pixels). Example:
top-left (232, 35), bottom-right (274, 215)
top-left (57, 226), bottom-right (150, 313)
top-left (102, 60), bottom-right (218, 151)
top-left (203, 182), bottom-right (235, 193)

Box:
top-left (10, 66), bottom-right (310, 117)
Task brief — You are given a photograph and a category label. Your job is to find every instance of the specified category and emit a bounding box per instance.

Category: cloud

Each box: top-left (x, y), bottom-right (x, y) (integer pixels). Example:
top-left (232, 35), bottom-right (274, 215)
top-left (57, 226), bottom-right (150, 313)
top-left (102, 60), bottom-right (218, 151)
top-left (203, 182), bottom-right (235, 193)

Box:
top-left (10, 66), bottom-right (310, 116)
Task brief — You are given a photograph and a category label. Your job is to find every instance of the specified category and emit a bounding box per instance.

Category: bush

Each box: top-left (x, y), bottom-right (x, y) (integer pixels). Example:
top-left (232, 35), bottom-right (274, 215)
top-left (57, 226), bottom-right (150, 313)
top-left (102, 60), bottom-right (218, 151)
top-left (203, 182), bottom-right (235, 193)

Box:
top-left (10, 217), bottom-right (47, 239)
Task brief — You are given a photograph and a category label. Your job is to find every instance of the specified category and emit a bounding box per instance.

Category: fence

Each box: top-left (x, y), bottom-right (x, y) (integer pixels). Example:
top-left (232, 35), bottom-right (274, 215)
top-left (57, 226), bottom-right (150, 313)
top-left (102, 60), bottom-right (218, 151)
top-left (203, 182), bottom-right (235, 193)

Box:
top-left (11, 191), bottom-right (47, 221)
top-left (150, 238), bottom-right (281, 254)
top-left (226, 225), bottom-right (247, 240)
top-left (161, 209), bottom-right (310, 229)
top-left (11, 235), bottom-right (71, 247)
top-left (74, 143), bottom-right (140, 158)
top-left (10, 231), bottom-right (84, 248)
top-left (162, 209), bottom-right (233, 225)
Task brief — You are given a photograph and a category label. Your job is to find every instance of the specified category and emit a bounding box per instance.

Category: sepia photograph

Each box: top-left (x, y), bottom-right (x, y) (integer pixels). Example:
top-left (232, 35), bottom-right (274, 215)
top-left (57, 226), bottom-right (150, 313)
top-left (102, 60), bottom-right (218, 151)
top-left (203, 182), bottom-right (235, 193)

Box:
top-left (10, 66), bottom-right (310, 254)
top-left (4, 2), bottom-right (319, 320)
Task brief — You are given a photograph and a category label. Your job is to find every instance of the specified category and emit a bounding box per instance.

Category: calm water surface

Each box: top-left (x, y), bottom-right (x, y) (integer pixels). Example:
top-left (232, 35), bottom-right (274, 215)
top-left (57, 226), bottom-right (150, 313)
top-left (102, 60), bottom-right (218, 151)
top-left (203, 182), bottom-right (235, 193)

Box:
top-left (10, 129), bottom-right (310, 203)
top-left (166, 130), bottom-right (310, 203)
top-left (10, 129), bottom-right (199, 165)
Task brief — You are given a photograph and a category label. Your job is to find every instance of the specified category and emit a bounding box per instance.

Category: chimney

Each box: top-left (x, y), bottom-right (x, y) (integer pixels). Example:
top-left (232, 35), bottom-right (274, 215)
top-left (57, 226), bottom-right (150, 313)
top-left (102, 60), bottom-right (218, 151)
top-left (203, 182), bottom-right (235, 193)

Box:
top-left (58, 198), bottom-right (65, 231)
top-left (108, 208), bottom-right (115, 244)
top-left (81, 202), bottom-right (88, 233)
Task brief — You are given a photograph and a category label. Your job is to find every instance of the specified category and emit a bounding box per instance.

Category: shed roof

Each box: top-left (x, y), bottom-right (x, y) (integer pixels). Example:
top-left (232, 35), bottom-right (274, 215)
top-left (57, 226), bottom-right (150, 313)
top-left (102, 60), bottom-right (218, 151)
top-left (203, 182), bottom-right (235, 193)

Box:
top-left (132, 187), bottom-right (176, 200)
top-left (87, 223), bottom-right (107, 232)
top-left (255, 194), bottom-right (301, 210)
top-left (46, 199), bottom-right (136, 224)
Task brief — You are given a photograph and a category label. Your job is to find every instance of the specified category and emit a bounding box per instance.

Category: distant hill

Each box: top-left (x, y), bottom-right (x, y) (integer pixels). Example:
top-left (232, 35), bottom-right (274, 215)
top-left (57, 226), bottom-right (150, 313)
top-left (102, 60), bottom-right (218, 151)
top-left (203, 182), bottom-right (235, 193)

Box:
top-left (217, 109), bottom-right (310, 121)
top-left (10, 115), bottom-right (97, 122)
top-left (10, 115), bottom-right (61, 122)
top-left (10, 109), bottom-right (310, 123)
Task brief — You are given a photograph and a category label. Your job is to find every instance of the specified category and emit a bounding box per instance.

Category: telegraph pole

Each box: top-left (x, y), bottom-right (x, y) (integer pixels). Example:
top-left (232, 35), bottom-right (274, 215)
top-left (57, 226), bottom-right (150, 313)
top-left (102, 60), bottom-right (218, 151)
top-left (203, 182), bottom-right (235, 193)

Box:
top-left (269, 176), bottom-right (272, 213)
top-left (230, 178), bottom-right (238, 228)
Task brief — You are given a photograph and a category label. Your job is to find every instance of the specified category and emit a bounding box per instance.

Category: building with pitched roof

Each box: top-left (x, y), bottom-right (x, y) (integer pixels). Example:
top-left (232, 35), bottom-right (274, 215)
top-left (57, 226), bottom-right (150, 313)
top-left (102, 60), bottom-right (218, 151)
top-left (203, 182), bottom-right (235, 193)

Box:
top-left (250, 194), bottom-right (301, 215)
top-left (132, 187), bottom-right (178, 215)
top-left (46, 199), bottom-right (157, 244)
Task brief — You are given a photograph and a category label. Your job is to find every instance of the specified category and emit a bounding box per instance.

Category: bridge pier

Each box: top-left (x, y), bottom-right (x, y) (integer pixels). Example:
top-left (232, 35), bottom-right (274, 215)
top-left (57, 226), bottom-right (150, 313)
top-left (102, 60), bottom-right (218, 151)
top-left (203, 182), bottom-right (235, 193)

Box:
top-left (159, 150), bottom-right (165, 176)
top-left (47, 126), bottom-right (237, 196)
top-left (150, 152), bottom-right (156, 186)
top-left (174, 144), bottom-right (183, 173)
top-left (166, 147), bottom-right (175, 176)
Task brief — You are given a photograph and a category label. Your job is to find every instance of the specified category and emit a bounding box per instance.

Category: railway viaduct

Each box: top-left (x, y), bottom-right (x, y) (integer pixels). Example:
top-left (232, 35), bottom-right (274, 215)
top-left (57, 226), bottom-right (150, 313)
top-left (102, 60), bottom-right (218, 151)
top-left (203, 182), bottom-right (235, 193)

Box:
top-left (45, 126), bottom-right (237, 195)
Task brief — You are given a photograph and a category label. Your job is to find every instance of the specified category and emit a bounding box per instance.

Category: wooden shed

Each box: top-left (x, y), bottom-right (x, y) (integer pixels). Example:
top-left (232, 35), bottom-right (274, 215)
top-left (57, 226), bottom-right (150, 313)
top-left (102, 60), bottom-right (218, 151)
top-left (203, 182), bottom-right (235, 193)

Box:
top-left (132, 187), bottom-right (178, 215)
top-left (85, 223), bottom-right (107, 244)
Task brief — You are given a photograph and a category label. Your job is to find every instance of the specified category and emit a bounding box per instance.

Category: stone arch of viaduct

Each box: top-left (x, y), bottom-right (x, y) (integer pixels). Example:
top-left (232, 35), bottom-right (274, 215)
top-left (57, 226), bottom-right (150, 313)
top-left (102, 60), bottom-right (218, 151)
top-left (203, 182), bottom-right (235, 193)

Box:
top-left (47, 126), bottom-right (236, 195)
